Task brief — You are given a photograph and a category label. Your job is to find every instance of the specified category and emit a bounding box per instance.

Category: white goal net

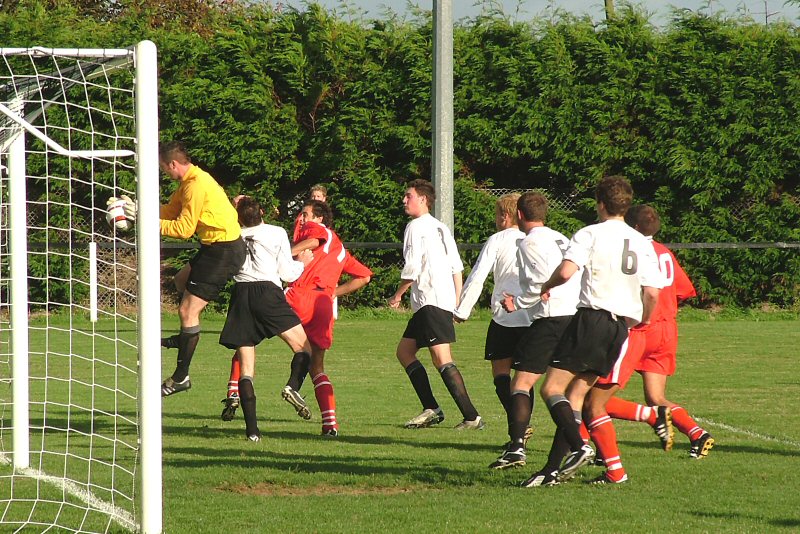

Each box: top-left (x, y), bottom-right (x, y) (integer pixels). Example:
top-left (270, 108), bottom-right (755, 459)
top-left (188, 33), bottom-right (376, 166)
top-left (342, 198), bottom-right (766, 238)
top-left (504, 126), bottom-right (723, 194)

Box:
top-left (0, 43), bottom-right (161, 533)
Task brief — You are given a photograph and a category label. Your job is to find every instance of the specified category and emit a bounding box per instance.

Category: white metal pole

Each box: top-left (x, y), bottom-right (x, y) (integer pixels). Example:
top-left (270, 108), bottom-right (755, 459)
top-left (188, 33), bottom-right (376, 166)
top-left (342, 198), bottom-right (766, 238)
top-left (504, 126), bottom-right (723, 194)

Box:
top-left (8, 124), bottom-right (29, 470)
top-left (432, 0), bottom-right (454, 232)
top-left (134, 40), bottom-right (162, 534)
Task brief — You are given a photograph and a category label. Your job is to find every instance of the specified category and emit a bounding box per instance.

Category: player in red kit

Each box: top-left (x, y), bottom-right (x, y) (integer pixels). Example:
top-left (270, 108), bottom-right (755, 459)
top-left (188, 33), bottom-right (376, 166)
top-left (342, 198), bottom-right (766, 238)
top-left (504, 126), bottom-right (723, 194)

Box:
top-left (604, 205), bottom-right (715, 459)
top-left (282, 200), bottom-right (372, 436)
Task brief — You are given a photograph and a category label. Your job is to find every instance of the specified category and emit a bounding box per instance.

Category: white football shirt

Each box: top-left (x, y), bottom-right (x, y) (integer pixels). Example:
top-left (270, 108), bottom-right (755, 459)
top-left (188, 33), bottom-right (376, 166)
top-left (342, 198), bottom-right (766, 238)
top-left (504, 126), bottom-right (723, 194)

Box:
top-left (401, 213), bottom-right (464, 312)
top-left (515, 225), bottom-right (580, 320)
top-left (235, 223), bottom-right (304, 285)
top-left (564, 219), bottom-right (664, 322)
top-left (454, 227), bottom-right (530, 327)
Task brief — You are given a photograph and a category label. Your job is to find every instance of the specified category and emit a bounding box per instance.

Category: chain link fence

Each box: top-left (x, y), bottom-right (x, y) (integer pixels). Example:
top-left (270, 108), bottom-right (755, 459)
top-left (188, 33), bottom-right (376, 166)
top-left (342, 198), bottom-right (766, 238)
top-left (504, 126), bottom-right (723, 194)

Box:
top-left (479, 187), bottom-right (784, 220)
top-left (480, 187), bottom-right (581, 212)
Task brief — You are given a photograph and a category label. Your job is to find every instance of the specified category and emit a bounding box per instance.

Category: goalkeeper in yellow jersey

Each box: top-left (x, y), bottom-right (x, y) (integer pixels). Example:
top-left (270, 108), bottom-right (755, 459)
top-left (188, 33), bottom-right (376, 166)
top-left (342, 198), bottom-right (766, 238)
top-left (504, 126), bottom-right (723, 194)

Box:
top-left (157, 141), bottom-right (246, 397)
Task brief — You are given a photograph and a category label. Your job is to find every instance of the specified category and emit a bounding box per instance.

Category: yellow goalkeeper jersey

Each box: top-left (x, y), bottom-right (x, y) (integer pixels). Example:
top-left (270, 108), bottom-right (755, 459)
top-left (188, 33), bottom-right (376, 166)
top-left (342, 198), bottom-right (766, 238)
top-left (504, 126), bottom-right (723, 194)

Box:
top-left (159, 164), bottom-right (241, 244)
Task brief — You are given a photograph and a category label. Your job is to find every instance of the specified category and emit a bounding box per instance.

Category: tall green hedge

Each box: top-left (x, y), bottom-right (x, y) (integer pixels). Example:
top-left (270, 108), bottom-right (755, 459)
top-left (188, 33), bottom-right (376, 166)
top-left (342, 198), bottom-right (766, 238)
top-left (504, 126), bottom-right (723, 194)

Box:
top-left (2, 1), bottom-right (798, 308)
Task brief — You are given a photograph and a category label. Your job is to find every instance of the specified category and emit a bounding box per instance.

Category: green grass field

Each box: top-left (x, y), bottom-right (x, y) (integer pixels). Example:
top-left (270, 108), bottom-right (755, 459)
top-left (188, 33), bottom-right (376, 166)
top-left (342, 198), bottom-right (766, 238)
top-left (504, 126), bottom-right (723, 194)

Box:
top-left (155, 310), bottom-right (800, 533)
top-left (3, 310), bottom-right (800, 532)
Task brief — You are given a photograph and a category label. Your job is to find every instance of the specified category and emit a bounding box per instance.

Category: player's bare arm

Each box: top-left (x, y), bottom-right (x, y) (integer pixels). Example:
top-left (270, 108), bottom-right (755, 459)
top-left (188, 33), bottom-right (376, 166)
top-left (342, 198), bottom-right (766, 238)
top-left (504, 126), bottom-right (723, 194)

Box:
top-left (388, 279), bottom-right (413, 308)
top-left (296, 248), bottom-right (314, 266)
top-left (639, 286), bottom-right (661, 325)
top-left (291, 237), bottom-right (321, 257)
top-left (336, 275), bottom-right (371, 297)
top-left (540, 259), bottom-right (579, 301)
top-left (500, 291), bottom-right (517, 312)
top-left (452, 271), bottom-right (463, 308)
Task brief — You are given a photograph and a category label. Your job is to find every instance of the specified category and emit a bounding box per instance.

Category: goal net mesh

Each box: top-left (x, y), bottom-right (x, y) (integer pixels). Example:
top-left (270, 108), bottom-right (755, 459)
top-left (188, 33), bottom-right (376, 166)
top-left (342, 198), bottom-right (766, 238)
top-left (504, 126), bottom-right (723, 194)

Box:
top-left (0, 48), bottom-right (142, 532)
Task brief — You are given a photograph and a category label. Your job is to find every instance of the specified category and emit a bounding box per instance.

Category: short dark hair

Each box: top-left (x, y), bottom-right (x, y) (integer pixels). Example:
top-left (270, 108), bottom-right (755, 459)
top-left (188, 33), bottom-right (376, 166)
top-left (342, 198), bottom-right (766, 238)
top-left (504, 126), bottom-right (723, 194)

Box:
top-left (517, 191), bottom-right (548, 223)
top-left (304, 199), bottom-right (333, 227)
top-left (407, 179), bottom-right (435, 210)
top-left (236, 196), bottom-right (263, 228)
top-left (596, 175), bottom-right (633, 216)
top-left (159, 140), bottom-right (191, 164)
top-left (625, 204), bottom-right (661, 237)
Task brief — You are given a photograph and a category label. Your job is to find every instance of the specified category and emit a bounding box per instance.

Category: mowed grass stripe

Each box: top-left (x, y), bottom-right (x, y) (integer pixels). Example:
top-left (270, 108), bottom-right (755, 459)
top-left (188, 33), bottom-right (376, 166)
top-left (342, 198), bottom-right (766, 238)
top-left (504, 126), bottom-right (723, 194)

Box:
top-left (156, 313), bottom-right (799, 533)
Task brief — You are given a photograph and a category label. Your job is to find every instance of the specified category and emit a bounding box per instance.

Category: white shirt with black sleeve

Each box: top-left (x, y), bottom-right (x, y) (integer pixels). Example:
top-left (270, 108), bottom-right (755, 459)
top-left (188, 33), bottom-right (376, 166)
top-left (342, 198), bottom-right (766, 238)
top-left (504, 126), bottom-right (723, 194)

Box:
top-left (454, 227), bottom-right (530, 327)
top-left (400, 213), bottom-right (464, 313)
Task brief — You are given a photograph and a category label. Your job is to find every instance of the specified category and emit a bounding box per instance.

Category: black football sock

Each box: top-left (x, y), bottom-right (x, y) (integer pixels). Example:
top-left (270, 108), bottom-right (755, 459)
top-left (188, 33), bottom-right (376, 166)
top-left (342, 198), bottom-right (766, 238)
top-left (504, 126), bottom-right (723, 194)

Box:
top-left (529, 386), bottom-right (536, 413)
top-left (543, 428), bottom-right (571, 472)
top-left (172, 325), bottom-right (200, 382)
top-left (509, 390), bottom-right (532, 447)
top-left (545, 395), bottom-right (584, 451)
top-left (405, 360), bottom-right (439, 410)
top-left (439, 363), bottom-right (479, 421)
top-left (286, 351), bottom-right (311, 391)
top-left (239, 376), bottom-right (259, 437)
top-left (161, 334), bottom-right (180, 349)
top-left (493, 374), bottom-right (512, 433)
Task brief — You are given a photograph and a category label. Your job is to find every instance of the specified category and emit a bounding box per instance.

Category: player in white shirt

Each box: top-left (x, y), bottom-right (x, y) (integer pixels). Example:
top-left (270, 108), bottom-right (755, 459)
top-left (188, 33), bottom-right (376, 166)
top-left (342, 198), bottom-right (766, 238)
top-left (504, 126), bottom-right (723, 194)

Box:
top-left (218, 196), bottom-right (312, 441)
top-left (484, 192), bottom-right (581, 472)
top-left (388, 179), bottom-right (483, 430)
top-left (525, 176), bottom-right (663, 487)
top-left (454, 193), bottom-right (529, 444)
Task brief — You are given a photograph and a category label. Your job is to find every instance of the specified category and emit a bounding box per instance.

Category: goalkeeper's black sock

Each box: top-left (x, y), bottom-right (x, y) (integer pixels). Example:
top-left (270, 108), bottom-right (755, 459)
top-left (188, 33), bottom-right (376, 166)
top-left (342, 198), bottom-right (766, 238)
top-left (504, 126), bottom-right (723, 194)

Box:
top-left (239, 376), bottom-right (259, 437)
top-left (405, 360), bottom-right (439, 410)
top-left (172, 325), bottom-right (200, 382)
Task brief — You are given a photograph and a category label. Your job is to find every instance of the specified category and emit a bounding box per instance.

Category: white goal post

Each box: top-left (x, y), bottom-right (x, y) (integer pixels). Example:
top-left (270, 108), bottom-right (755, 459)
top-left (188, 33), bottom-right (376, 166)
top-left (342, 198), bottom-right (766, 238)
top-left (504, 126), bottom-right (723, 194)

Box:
top-left (0, 42), bottom-right (161, 533)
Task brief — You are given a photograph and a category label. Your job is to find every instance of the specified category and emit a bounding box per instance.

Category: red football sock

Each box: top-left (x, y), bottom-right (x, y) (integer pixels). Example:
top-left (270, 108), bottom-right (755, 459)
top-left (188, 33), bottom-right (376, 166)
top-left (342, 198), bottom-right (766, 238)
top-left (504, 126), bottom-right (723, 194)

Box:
top-left (670, 405), bottom-right (704, 440)
top-left (606, 396), bottom-right (653, 423)
top-left (228, 353), bottom-right (240, 397)
top-left (313, 373), bottom-right (338, 431)
top-left (588, 414), bottom-right (627, 482)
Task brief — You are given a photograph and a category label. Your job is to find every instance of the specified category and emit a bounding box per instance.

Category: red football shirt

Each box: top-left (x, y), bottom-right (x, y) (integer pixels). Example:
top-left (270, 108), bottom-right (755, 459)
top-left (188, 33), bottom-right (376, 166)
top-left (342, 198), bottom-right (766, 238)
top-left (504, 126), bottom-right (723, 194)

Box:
top-left (650, 240), bottom-right (696, 323)
top-left (291, 221), bottom-right (372, 295)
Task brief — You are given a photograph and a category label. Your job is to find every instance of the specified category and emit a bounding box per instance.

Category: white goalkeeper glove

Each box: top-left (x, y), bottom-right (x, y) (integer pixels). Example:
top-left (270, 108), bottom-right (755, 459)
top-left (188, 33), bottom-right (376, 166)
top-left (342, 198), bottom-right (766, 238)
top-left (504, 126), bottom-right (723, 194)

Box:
top-left (106, 194), bottom-right (137, 221)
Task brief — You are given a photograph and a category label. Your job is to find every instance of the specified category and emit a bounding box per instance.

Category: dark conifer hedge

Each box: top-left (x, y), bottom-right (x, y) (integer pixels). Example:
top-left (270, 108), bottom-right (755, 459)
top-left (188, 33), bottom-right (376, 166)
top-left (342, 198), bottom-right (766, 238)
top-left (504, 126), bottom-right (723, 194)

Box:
top-left (2, 1), bottom-right (798, 308)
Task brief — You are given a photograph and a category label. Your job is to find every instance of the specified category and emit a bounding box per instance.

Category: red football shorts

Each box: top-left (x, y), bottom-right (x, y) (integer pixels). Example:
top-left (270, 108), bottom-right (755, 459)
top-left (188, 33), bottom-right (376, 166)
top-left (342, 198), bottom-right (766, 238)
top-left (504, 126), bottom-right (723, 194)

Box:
top-left (285, 287), bottom-right (334, 350)
top-left (596, 327), bottom-right (646, 389)
top-left (635, 320), bottom-right (678, 376)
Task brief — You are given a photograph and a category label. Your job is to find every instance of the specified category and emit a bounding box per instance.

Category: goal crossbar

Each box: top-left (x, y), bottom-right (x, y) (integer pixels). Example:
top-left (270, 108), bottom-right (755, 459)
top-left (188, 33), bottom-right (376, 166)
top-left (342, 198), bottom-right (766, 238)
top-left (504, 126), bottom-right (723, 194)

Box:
top-left (0, 47), bottom-right (133, 58)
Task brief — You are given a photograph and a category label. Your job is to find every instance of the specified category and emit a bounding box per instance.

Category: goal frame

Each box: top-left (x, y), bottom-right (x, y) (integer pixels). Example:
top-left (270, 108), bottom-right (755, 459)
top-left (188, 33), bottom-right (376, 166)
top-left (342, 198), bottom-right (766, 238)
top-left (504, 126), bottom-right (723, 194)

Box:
top-left (1, 41), bottom-right (162, 534)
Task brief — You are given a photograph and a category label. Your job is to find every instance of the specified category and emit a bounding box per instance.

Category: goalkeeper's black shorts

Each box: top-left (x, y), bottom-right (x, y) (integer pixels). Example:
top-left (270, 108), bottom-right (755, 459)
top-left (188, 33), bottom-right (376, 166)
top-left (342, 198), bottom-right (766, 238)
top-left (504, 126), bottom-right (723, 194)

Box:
top-left (187, 238), bottom-right (246, 302)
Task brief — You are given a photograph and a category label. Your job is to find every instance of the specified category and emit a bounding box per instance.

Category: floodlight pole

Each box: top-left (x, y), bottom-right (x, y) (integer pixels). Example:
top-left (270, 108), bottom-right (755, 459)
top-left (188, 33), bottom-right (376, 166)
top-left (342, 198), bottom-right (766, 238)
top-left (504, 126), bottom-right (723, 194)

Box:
top-left (432, 0), bottom-right (454, 232)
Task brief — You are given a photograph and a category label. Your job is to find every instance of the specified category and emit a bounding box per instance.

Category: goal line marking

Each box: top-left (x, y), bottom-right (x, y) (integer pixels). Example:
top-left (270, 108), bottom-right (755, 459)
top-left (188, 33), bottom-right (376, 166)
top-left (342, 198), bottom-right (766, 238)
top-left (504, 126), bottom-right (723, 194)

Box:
top-left (696, 417), bottom-right (800, 449)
